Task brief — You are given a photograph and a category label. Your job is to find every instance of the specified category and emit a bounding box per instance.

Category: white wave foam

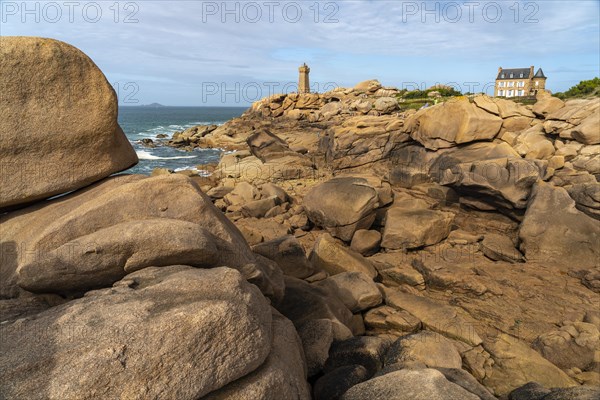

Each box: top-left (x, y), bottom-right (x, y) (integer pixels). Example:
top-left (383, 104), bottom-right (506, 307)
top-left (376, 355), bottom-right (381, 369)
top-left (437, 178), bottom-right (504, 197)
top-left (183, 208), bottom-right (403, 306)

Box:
top-left (136, 150), bottom-right (197, 160)
top-left (174, 166), bottom-right (211, 176)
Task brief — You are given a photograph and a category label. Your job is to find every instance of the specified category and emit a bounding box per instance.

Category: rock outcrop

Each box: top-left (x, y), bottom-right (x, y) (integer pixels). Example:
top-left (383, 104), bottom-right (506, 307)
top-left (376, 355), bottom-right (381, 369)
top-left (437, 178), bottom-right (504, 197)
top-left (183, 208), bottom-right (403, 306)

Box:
top-left (3, 41), bottom-right (600, 399)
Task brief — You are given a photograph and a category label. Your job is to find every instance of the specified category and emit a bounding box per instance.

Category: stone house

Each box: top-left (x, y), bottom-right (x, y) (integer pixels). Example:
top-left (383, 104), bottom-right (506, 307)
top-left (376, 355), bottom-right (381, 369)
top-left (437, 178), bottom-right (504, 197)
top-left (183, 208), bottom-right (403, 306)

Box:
top-left (494, 66), bottom-right (547, 97)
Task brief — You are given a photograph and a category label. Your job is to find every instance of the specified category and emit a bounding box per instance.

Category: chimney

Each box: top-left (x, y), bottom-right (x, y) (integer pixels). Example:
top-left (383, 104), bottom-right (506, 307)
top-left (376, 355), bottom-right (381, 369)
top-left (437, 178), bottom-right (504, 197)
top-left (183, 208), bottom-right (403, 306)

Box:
top-left (530, 65), bottom-right (534, 78)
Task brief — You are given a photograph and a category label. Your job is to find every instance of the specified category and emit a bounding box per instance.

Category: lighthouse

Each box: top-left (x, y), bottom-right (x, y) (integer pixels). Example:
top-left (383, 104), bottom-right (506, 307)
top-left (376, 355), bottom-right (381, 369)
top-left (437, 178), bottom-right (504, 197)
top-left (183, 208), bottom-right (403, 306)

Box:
top-left (298, 63), bottom-right (310, 94)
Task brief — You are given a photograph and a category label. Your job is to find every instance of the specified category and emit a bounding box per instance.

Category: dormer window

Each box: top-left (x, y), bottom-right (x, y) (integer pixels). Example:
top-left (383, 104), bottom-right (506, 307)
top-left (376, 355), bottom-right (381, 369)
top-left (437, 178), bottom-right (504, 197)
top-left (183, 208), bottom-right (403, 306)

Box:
top-left (509, 73), bottom-right (513, 78)
top-left (519, 73), bottom-right (523, 78)
top-left (501, 74), bottom-right (505, 78)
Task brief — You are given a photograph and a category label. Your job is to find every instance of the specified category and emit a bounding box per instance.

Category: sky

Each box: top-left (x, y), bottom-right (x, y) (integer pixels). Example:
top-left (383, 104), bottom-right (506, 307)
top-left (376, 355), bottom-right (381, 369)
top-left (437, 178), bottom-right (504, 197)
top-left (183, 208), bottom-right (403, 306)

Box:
top-left (1, 0), bottom-right (599, 106)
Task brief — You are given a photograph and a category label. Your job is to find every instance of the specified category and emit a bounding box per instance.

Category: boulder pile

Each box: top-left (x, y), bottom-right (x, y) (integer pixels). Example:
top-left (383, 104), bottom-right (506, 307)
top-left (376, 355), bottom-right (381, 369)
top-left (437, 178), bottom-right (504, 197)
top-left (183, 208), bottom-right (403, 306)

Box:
top-left (2, 38), bottom-right (599, 400)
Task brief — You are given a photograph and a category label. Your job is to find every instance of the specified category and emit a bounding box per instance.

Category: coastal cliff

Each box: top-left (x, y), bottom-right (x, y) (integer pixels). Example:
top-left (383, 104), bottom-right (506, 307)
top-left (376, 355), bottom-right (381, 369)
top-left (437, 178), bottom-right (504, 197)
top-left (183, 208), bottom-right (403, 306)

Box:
top-left (1, 37), bottom-right (599, 400)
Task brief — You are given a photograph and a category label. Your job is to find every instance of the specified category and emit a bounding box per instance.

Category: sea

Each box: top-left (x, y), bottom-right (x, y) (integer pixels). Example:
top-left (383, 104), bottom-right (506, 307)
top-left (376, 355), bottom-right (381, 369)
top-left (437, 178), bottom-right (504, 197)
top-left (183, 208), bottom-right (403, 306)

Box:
top-left (118, 106), bottom-right (247, 175)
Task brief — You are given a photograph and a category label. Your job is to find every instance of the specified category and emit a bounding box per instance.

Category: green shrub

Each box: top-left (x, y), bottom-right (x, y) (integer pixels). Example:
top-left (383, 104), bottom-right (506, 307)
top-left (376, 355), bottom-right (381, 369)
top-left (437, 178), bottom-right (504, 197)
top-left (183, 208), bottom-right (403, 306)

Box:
top-left (554, 77), bottom-right (600, 99)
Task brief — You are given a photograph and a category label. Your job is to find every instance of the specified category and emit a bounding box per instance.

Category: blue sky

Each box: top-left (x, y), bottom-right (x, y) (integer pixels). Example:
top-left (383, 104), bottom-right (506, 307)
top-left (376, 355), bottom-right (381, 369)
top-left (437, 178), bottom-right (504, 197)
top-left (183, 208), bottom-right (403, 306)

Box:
top-left (2, 0), bottom-right (599, 105)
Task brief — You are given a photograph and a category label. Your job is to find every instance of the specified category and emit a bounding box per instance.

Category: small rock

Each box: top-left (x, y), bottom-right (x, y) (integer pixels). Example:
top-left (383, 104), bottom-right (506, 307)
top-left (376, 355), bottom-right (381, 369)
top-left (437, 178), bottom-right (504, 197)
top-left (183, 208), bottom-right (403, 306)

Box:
top-left (350, 229), bottom-right (382, 256)
top-left (318, 271), bottom-right (382, 312)
top-left (480, 233), bottom-right (524, 263)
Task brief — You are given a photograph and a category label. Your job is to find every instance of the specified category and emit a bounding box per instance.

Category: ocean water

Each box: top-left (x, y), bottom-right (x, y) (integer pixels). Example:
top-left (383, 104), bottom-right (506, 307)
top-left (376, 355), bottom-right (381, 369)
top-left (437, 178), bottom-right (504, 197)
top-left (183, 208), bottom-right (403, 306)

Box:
top-left (118, 106), bottom-right (247, 175)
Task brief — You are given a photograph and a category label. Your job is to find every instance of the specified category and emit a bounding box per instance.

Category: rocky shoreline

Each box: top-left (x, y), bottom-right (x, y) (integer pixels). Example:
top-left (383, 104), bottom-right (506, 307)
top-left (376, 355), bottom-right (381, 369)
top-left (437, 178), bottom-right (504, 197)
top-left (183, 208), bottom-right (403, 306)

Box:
top-left (1, 37), bottom-right (599, 400)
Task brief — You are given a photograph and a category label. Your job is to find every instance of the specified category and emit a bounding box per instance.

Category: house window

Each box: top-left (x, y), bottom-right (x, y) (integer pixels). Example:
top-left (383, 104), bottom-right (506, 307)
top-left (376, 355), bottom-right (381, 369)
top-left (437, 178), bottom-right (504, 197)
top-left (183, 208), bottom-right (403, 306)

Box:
top-left (518, 81), bottom-right (525, 87)
top-left (517, 90), bottom-right (524, 96)
top-left (520, 73), bottom-right (524, 78)
top-left (498, 82), bottom-right (505, 87)
top-left (510, 73), bottom-right (513, 78)
top-left (535, 81), bottom-right (539, 86)
top-left (508, 90), bottom-right (514, 97)
top-left (498, 90), bottom-right (504, 96)
top-left (508, 81), bottom-right (515, 87)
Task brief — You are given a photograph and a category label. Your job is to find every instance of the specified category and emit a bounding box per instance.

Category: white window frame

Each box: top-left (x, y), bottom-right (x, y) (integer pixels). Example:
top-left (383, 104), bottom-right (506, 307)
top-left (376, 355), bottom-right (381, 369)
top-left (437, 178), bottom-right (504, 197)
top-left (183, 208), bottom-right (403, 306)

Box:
top-left (508, 90), bottom-right (514, 97)
top-left (518, 81), bottom-right (525, 87)
top-left (517, 90), bottom-right (524, 96)
top-left (498, 90), bottom-right (505, 96)
top-left (508, 81), bottom-right (515, 87)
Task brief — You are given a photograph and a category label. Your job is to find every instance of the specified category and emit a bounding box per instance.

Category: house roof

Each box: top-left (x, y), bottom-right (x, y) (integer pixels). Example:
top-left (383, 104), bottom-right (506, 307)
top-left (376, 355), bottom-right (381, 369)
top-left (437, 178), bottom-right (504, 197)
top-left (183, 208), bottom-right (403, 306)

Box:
top-left (497, 68), bottom-right (532, 80)
top-left (534, 68), bottom-right (547, 79)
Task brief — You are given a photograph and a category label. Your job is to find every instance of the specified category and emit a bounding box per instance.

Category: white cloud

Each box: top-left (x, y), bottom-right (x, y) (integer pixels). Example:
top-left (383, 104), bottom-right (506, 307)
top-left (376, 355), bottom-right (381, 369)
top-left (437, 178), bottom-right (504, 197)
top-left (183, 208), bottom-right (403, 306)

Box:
top-left (2, 0), bottom-right (598, 104)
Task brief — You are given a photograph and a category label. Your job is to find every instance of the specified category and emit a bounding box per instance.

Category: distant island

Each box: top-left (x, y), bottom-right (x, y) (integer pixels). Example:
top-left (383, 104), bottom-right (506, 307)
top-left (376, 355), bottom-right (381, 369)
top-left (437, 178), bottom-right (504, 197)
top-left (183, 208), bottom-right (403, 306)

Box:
top-left (139, 103), bottom-right (166, 107)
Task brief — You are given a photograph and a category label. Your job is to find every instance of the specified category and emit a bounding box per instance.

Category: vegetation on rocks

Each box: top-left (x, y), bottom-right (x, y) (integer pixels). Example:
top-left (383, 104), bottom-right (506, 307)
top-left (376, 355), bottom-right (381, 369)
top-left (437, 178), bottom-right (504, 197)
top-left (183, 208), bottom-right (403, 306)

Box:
top-left (554, 77), bottom-right (600, 99)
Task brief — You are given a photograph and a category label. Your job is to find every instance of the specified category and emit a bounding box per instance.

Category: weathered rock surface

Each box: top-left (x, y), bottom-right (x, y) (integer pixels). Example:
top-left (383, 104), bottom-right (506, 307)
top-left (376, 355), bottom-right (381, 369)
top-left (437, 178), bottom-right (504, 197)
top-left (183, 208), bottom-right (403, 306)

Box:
top-left (532, 92), bottom-right (565, 118)
top-left (276, 276), bottom-right (353, 333)
top-left (324, 336), bottom-right (391, 376)
top-left (384, 331), bottom-right (463, 369)
top-left (405, 97), bottom-right (503, 150)
top-left (438, 156), bottom-right (544, 210)
top-left (16, 219), bottom-right (222, 293)
top-left (350, 229), bottom-right (382, 256)
top-left (0, 266), bottom-right (275, 400)
top-left (304, 177), bottom-right (380, 241)
top-left (571, 112), bottom-right (600, 145)
top-left (381, 208), bottom-right (454, 250)
top-left (0, 36), bottom-right (137, 210)
top-left (482, 333), bottom-right (577, 396)
top-left (518, 181), bottom-right (600, 266)
top-left (532, 321), bottom-right (600, 371)
top-left (385, 290), bottom-right (483, 346)
top-left (313, 365), bottom-right (369, 400)
top-left (310, 233), bottom-right (377, 278)
top-left (0, 174), bottom-right (283, 300)
top-left (203, 310), bottom-right (311, 400)
top-left (480, 233), bottom-right (524, 263)
top-left (341, 369), bottom-right (481, 400)
top-left (509, 383), bottom-right (600, 400)
top-left (364, 305), bottom-right (422, 335)
top-left (318, 271), bottom-right (382, 312)
top-left (252, 235), bottom-right (314, 278)
top-left (297, 319), bottom-right (339, 377)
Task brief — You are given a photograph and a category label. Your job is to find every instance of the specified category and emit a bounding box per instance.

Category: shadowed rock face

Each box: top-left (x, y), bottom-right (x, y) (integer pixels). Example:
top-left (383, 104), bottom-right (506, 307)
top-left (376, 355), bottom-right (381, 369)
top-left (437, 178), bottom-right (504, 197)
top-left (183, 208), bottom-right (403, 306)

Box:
top-left (519, 181), bottom-right (600, 266)
top-left (0, 36), bottom-right (138, 210)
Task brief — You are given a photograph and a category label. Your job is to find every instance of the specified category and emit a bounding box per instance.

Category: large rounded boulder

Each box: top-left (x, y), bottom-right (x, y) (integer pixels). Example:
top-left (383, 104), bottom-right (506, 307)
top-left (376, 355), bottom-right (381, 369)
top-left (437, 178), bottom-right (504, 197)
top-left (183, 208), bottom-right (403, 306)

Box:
top-left (303, 177), bottom-right (381, 241)
top-left (404, 97), bottom-right (503, 150)
top-left (0, 36), bottom-right (138, 210)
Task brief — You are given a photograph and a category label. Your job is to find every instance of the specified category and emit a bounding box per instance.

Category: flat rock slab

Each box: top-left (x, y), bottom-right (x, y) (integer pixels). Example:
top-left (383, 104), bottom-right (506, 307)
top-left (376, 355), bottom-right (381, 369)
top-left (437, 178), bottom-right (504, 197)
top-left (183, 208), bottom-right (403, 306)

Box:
top-left (385, 290), bottom-right (483, 346)
top-left (482, 333), bottom-right (577, 397)
top-left (381, 208), bottom-right (454, 250)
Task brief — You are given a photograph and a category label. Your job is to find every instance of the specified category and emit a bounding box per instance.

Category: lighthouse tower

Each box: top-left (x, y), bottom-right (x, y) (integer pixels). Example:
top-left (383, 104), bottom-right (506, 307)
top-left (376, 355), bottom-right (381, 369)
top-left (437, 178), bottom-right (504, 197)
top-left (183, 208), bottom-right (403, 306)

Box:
top-left (298, 63), bottom-right (310, 94)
